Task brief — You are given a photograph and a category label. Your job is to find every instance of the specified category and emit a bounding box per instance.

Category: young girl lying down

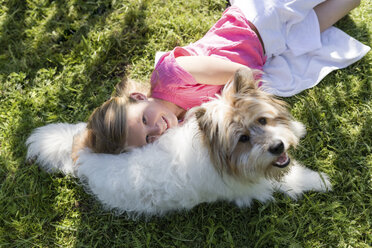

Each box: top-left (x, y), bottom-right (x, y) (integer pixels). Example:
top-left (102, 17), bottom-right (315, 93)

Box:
top-left (72, 0), bottom-right (369, 161)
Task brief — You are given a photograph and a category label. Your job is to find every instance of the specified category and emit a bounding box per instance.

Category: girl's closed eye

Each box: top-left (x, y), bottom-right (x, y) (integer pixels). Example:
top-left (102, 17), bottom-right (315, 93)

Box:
top-left (142, 116), bottom-right (150, 143)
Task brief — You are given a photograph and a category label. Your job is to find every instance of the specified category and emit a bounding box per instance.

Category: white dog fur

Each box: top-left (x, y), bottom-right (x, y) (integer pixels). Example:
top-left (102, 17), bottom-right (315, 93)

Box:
top-left (26, 69), bottom-right (331, 216)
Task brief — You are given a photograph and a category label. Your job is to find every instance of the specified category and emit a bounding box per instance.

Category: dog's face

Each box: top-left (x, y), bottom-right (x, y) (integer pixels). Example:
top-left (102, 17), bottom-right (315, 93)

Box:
top-left (195, 68), bottom-right (306, 182)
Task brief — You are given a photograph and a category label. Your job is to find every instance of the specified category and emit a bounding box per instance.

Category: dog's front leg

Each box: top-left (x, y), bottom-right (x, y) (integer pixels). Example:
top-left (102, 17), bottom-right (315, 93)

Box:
top-left (273, 161), bottom-right (332, 200)
top-left (233, 179), bottom-right (276, 207)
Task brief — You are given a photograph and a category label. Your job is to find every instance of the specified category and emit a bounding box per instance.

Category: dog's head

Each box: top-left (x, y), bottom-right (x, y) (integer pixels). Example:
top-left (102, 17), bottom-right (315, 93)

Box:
top-left (194, 68), bottom-right (306, 181)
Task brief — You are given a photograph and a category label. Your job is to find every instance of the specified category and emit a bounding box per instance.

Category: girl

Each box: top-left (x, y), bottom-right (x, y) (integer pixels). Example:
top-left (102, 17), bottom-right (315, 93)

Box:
top-left (72, 0), bottom-right (369, 160)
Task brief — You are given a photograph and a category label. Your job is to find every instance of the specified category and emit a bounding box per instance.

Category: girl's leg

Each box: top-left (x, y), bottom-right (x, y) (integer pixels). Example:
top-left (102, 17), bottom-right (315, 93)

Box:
top-left (314, 0), bottom-right (361, 32)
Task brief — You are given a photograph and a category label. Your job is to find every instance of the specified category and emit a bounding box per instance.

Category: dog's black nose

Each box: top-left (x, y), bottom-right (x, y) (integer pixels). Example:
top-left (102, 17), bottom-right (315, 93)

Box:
top-left (269, 140), bottom-right (284, 155)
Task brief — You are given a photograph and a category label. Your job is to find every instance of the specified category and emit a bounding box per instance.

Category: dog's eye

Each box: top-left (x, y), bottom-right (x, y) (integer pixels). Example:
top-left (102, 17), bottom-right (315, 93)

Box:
top-left (258, 117), bottom-right (267, 125)
top-left (239, 135), bottom-right (250, 143)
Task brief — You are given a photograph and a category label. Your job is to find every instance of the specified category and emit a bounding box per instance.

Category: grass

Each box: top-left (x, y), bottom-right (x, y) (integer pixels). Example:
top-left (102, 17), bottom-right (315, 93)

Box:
top-left (0, 0), bottom-right (370, 247)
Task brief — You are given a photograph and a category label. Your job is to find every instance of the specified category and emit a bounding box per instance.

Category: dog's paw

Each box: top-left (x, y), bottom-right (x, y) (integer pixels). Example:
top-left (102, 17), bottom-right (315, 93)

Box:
top-left (274, 162), bottom-right (332, 199)
top-left (234, 197), bottom-right (254, 207)
top-left (314, 172), bottom-right (332, 192)
top-left (234, 180), bottom-right (276, 207)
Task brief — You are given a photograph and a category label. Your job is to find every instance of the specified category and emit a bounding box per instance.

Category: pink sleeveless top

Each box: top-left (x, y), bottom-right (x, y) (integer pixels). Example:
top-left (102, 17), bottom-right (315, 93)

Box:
top-left (150, 6), bottom-right (266, 110)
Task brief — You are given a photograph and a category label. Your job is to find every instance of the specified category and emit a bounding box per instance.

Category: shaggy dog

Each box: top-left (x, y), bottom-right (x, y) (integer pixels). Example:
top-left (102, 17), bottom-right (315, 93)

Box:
top-left (26, 68), bottom-right (331, 216)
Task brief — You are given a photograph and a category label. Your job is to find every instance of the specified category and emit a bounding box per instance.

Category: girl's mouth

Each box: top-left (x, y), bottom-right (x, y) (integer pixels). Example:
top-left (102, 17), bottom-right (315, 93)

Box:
top-left (162, 116), bottom-right (169, 130)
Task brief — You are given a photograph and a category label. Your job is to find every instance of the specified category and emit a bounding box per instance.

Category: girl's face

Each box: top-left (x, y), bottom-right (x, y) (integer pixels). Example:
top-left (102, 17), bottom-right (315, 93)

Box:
top-left (126, 93), bottom-right (179, 148)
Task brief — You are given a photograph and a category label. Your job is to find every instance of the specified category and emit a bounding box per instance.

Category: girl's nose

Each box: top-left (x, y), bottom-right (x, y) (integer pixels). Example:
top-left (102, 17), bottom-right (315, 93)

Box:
top-left (146, 125), bottom-right (162, 144)
top-left (149, 123), bottom-right (163, 135)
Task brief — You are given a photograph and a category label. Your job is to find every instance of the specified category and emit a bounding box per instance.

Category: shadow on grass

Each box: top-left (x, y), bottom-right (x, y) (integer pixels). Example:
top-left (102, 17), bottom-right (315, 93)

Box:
top-left (0, 0), bottom-right (114, 77)
top-left (0, 0), bottom-right (28, 73)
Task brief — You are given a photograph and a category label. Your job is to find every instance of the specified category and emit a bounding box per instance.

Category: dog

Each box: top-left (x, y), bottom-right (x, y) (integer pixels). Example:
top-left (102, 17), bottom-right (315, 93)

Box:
top-left (26, 68), bottom-right (331, 217)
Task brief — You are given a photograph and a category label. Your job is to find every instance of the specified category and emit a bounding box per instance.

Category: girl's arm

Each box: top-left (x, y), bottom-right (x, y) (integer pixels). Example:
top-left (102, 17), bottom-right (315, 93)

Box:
top-left (175, 56), bottom-right (247, 85)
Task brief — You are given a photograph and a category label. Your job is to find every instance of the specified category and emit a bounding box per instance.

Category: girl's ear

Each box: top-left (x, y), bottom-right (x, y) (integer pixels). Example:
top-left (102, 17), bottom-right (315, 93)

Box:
top-left (129, 92), bottom-right (148, 101)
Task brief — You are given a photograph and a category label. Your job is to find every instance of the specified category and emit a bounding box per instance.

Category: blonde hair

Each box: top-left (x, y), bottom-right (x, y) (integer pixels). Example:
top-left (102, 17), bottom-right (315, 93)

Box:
top-left (72, 78), bottom-right (150, 162)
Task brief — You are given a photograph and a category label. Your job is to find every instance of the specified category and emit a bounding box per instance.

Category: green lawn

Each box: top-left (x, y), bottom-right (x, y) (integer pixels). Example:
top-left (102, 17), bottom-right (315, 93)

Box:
top-left (0, 0), bottom-right (371, 247)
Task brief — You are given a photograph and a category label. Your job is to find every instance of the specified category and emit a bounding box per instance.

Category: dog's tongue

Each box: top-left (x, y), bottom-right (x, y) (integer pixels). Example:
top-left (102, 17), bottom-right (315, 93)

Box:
top-left (277, 153), bottom-right (288, 163)
top-left (274, 153), bottom-right (290, 168)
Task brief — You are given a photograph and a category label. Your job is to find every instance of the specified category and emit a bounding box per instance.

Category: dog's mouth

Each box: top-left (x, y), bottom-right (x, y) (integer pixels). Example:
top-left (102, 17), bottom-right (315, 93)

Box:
top-left (273, 152), bottom-right (290, 168)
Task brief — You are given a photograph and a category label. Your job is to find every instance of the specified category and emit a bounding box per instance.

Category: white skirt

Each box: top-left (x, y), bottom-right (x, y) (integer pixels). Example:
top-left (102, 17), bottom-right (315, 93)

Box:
top-left (231, 0), bottom-right (370, 96)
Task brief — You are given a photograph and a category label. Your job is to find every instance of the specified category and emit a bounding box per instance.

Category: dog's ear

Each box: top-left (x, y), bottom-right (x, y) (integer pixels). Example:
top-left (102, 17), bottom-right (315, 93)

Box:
top-left (233, 67), bottom-right (257, 93)
top-left (195, 106), bottom-right (220, 146)
top-left (195, 107), bottom-right (208, 133)
top-left (194, 106), bottom-right (226, 176)
top-left (223, 68), bottom-right (260, 100)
